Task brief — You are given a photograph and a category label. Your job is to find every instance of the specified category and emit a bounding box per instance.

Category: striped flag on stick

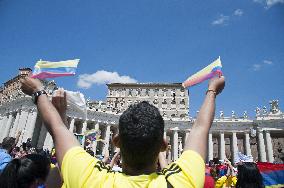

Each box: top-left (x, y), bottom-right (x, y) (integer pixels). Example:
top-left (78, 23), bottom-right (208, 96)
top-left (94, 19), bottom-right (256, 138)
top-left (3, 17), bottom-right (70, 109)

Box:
top-left (182, 57), bottom-right (223, 88)
top-left (31, 59), bottom-right (79, 79)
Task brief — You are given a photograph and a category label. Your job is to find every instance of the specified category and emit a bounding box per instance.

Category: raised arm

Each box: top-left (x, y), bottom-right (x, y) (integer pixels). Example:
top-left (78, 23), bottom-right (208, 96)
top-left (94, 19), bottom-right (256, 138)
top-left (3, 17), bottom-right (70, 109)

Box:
top-left (184, 76), bottom-right (225, 160)
top-left (158, 152), bottom-right (168, 169)
top-left (20, 77), bottom-right (80, 167)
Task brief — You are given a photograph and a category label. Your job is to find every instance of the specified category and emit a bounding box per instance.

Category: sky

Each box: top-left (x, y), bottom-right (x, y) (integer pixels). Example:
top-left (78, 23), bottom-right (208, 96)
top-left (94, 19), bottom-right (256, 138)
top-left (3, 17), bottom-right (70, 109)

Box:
top-left (0, 0), bottom-right (283, 118)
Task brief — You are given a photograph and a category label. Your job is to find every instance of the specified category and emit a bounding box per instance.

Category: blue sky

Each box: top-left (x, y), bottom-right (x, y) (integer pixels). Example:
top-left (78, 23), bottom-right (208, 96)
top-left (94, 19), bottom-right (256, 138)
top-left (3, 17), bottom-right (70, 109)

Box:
top-left (0, 0), bottom-right (283, 118)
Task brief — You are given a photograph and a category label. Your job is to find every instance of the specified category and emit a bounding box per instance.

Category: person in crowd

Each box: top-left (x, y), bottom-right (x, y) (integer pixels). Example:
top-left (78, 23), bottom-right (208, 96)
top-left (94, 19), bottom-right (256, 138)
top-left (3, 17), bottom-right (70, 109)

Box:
top-left (204, 161), bottom-right (215, 188)
top-left (10, 146), bottom-right (20, 158)
top-left (215, 159), bottom-right (264, 188)
top-left (101, 148), bottom-right (110, 164)
top-left (0, 154), bottom-right (51, 188)
top-left (236, 162), bottom-right (264, 188)
top-left (20, 75), bottom-right (225, 187)
top-left (215, 158), bottom-right (237, 188)
top-left (110, 149), bottom-right (122, 172)
top-left (0, 137), bottom-right (15, 173)
top-left (0, 131), bottom-right (21, 173)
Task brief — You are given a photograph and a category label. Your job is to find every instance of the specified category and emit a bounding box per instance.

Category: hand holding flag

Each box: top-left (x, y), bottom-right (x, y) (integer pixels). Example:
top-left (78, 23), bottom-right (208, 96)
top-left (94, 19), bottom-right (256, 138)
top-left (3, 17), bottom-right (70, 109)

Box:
top-left (182, 57), bottom-right (223, 88)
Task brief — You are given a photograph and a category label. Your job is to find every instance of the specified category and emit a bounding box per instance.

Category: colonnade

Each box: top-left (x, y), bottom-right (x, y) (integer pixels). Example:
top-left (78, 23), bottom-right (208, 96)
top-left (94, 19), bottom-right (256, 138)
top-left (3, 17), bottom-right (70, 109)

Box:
top-left (164, 128), bottom-right (275, 163)
top-left (0, 112), bottom-right (279, 163)
top-left (0, 109), bottom-right (38, 144)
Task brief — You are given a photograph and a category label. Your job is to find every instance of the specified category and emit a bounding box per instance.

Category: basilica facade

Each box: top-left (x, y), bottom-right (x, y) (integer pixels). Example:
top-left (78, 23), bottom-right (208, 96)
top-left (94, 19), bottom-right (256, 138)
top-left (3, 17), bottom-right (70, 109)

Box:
top-left (0, 68), bottom-right (283, 163)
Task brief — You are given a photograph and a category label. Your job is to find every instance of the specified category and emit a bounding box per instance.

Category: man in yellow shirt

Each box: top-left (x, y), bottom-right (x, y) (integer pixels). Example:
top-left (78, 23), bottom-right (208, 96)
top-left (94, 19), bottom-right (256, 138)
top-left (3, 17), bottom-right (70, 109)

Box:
top-left (20, 76), bottom-right (225, 188)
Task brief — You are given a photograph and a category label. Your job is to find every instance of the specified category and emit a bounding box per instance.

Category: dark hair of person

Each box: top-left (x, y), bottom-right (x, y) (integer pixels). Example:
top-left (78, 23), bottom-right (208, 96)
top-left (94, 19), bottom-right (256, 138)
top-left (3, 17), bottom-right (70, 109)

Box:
top-left (14, 146), bottom-right (20, 152)
top-left (236, 162), bottom-right (264, 188)
top-left (0, 154), bottom-right (51, 188)
top-left (22, 142), bottom-right (27, 151)
top-left (1, 137), bottom-right (16, 153)
top-left (119, 101), bottom-right (164, 170)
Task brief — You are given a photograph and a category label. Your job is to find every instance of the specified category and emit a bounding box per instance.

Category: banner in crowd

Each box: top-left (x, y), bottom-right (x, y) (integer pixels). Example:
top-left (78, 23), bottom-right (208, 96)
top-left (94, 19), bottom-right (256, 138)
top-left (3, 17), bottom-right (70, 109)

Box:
top-left (235, 152), bottom-right (254, 163)
top-left (257, 162), bottom-right (284, 188)
top-left (84, 129), bottom-right (102, 142)
top-left (182, 57), bottom-right (222, 88)
top-left (31, 59), bottom-right (79, 79)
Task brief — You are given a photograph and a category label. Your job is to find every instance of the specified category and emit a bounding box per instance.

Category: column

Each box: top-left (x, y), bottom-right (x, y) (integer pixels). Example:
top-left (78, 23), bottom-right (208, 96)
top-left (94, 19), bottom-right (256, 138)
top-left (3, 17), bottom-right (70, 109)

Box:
top-left (265, 131), bottom-right (274, 163)
top-left (208, 133), bottom-right (214, 161)
top-left (257, 130), bottom-right (267, 162)
top-left (36, 123), bottom-right (47, 149)
top-left (17, 110), bottom-right (29, 143)
top-left (219, 132), bottom-right (225, 161)
top-left (92, 122), bottom-right (100, 155)
top-left (1, 114), bottom-right (13, 140)
top-left (162, 132), bottom-right (167, 155)
top-left (231, 132), bottom-right (238, 163)
top-left (167, 133), bottom-right (172, 164)
top-left (103, 125), bottom-right (111, 154)
top-left (69, 118), bottom-right (75, 133)
top-left (82, 120), bottom-right (87, 134)
top-left (43, 133), bottom-right (53, 150)
top-left (0, 116), bottom-right (3, 137)
top-left (9, 111), bottom-right (20, 137)
top-left (244, 132), bottom-right (252, 156)
top-left (22, 110), bottom-right (38, 142)
top-left (0, 116), bottom-right (4, 126)
top-left (183, 130), bottom-right (190, 149)
top-left (0, 115), bottom-right (8, 140)
top-left (171, 128), bottom-right (179, 161)
top-left (178, 140), bottom-right (183, 157)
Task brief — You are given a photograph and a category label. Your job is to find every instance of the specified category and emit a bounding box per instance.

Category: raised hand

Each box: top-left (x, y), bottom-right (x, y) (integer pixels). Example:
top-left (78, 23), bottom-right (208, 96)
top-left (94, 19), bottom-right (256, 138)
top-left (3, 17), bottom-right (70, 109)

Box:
top-left (52, 89), bottom-right (68, 125)
top-left (52, 89), bottom-right (67, 116)
top-left (208, 76), bottom-right (225, 95)
top-left (20, 77), bottom-right (43, 96)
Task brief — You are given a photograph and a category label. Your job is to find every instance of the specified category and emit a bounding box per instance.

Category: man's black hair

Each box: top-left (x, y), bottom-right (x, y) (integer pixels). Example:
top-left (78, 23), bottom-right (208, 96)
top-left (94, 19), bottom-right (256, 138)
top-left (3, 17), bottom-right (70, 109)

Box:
top-left (119, 101), bottom-right (164, 170)
top-left (1, 137), bottom-right (16, 153)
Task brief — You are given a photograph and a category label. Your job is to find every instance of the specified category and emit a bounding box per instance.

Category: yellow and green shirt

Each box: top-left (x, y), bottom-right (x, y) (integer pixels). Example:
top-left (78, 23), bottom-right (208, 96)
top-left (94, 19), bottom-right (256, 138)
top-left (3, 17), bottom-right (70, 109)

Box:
top-left (215, 175), bottom-right (237, 188)
top-left (61, 147), bottom-right (205, 188)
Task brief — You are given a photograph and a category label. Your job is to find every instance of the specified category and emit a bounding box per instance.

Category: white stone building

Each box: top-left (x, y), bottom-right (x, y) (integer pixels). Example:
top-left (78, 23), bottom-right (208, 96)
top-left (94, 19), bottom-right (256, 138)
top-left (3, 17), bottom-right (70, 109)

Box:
top-left (0, 68), bottom-right (284, 163)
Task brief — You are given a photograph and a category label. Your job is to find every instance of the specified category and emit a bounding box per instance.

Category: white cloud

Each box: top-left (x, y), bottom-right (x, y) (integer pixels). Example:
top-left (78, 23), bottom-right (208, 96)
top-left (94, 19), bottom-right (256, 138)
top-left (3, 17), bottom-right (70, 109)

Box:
top-left (253, 64), bottom-right (261, 71)
top-left (252, 60), bottom-right (273, 71)
top-left (267, 0), bottom-right (284, 7)
top-left (253, 0), bottom-right (284, 8)
top-left (263, 60), bottom-right (273, 65)
top-left (212, 15), bottom-right (229, 26)
top-left (234, 9), bottom-right (244, 16)
top-left (77, 70), bottom-right (137, 89)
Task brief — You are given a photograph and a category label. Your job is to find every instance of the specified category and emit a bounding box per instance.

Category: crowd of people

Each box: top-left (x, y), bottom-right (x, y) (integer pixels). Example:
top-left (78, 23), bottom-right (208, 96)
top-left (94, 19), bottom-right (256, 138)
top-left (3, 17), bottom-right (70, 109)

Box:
top-left (0, 75), bottom-right (273, 187)
top-left (0, 135), bottom-right (267, 188)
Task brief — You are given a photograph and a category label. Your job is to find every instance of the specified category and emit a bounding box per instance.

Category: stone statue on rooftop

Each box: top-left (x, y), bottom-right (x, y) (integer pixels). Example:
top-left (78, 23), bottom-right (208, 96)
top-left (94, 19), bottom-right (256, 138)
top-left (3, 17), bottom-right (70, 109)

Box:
top-left (255, 107), bottom-right (261, 117)
top-left (243, 111), bottom-right (248, 119)
top-left (270, 100), bottom-right (280, 114)
top-left (220, 111), bottom-right (224, 119)
top-left (86, 97), bottom-right (91, 107)
top-left (262, 106), bottom-right (267, 116)
top-left (231, 110), bottom-right (236, 119)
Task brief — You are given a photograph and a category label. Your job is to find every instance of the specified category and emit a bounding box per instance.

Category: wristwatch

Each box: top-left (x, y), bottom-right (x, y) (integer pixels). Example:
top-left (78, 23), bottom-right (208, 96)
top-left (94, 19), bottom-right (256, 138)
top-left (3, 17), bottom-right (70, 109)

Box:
top-left (32, 90), bottom-right (47, 104)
